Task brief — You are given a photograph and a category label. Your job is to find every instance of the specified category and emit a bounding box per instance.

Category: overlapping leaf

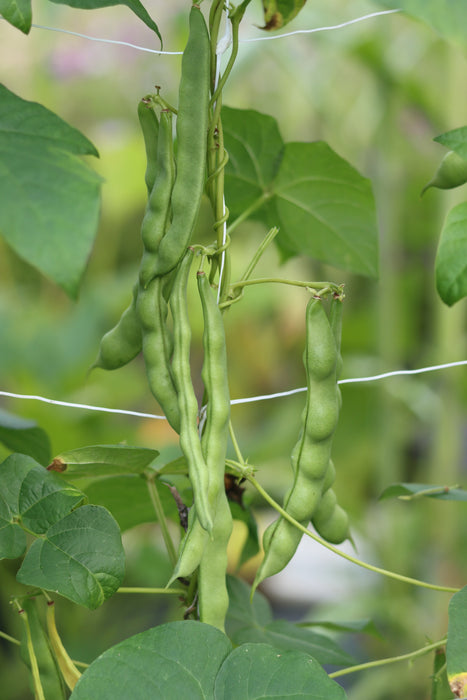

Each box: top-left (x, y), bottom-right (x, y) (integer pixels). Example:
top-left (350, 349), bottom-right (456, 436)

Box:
top-left (0, 407), bottom-right (51, 465)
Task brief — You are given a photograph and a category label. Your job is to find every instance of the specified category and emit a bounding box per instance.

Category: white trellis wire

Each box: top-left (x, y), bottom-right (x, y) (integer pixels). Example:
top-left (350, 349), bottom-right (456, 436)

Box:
top-left (0, 360), bottom-right (465, 422)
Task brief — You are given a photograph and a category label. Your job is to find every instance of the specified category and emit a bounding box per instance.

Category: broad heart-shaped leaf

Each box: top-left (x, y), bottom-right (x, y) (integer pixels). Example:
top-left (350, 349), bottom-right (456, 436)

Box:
top-left (374, 0), bottom-right (467, 47)
top-left (261, 0), bottom-right (306, 30)
top-left (48, 0), bottom-right (162, 44)
top-left (70, 621), bottom-right (233, 699)
top-left (223, 107), bottom-right (378, 278)
top-left (0, 453), bottom-right (85, 530)
top-left (447, 585), bottom-right (467, 697)
top-left (214, 643), bottom-right (347, 699)
top-left (379, 482), bottom-right (467, 501)
top-left (0, 0), bottom-right (32, 33)
top-left (51, 444), bottom-right (160, 478)
top-left (435, 127), bottom-right (467, 160)
top-left (435, 202), bottom-right (467, 306)
top-left (225, 575), bottom-right (273, 638)
top-left (0, 84), bottom-right (101, 299)
top-left (83, 475), bottom-right (179, 531)
top-left (0, 407), bottom-right (51, 465)
top-left (17, 504), bottom-right (124, 609)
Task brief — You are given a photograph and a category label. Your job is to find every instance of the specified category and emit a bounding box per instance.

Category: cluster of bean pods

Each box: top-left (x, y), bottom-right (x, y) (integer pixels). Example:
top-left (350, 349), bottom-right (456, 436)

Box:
top-left (92, 5), bottom-right (232, 632)
top-left (252, 294), bottom-right (350, 594)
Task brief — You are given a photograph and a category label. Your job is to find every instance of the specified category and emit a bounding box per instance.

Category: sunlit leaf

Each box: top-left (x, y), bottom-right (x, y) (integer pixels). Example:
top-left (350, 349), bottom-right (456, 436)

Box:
top-left (0, 0), bottom-right (32, 33)
top-left (379, 482), bottom-right (467, 501)
top-left (261, 0), bottom-right (307, 30)
top-left (51, 444), bottom-right (159, 478)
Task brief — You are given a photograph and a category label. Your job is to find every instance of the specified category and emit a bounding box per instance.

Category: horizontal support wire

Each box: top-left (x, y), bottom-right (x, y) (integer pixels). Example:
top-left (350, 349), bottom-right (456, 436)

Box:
top-left (0, 360), bottom-right (465, 421)
top-left (1, 10), bottom-right (401, 56)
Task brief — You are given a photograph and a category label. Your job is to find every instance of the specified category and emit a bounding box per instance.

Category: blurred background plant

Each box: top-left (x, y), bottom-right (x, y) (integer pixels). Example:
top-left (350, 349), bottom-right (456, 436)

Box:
top-left (0, 1), bottom-right (466, 697)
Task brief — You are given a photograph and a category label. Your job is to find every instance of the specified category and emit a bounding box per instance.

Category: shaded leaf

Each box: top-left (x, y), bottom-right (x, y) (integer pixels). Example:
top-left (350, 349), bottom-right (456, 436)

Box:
top-left (51, 444), bottom-right (160, 478)
top-left (84, 475), bottom-right (179, 531)
top-left (375, 0), bottom-right (467, 47)
top-left (261, 0), bottom-right (307, 31)
top-left (0, 84), bottom-right (101, 299)
top-left (225, 575), bottom-right (273, 639)
top-left (431, 648), bottom-right (454, 700)
top-left (301, 618), bottom-right (382, 638)
top-left (214, 643), bottom-right (347, 699)
top-left (223, 107), bottom-right (378, 277)
top-left (0, 0), bottom-right (32, 33)
top-left (232, 620), bottom-right (356, 667)
top-left (48, 0), bottom-right (162, 44)
top-left (435, 203), bottom-right (467, 306)
top-left (0, 407), bottom-right (51, 465)
top-left (17, 505), bottom-right (124, 609)
top-left (447, 585), bottom-right (467, 698)
top-left (379, 482), bottom-right (467, 502)
top-left (70, 621), bottom-right (232, 699)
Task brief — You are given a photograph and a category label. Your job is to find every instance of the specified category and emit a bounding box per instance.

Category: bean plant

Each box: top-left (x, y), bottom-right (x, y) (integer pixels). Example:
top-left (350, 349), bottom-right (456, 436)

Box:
top-left (0, 1), bottom-right (467, 698)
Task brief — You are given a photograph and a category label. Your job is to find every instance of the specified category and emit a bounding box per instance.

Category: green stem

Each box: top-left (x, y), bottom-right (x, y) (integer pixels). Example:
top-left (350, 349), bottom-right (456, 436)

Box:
top-left (398, 484), bottom-right (460, 500)
top-left (239, 227), bottom-right (279, 282)
top-left (328, 638), bottom-right (446, 679)
top-left (226, 194), bottom-right (269, 236)
top-left (231, 278), bottom-right (339, 292)
top-left (72, 659), bottom-right (90, 670)
top-left (229, 421), bottom-right (246, 465)
top-left (210, 9), bottom-right (242, 109)
top-left (15, 601), bottom-right (45, 700)
top-left (0, 629), bottom-right (20, 646)
top-left (116, 586), bottom-right (185, 595)
top-left (145, 476), bottom-right (177, 567)
top-left (246, 473), bottom-right (459, 594)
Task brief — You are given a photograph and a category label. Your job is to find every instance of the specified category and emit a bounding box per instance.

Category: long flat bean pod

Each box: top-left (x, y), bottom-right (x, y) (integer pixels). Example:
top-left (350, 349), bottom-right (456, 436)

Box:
top-left (137, 276), bottom-right (180, 433)
top-left (150, 6), bottom-right (210, 278)
top-left (139, 109), bottom-right (176, 289)
top-left (196, 270), bottom-right (232, 631)
top-left (252, 298), bottom-right (341, 592)
top-left (170, 249), bottom-right (212, 533)
top-left (92, 283), bottom-right (142, 371)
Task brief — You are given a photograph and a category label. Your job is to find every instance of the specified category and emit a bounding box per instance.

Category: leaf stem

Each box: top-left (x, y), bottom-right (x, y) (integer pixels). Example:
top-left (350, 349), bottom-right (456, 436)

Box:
top-left (229, 421), bottom-right (246, 465)
top-left (145, 476), bottom-right (177, 567)
top-left (239, 227), bottom-right (279, 282)
top-left (225, 194), bottom-right (269, 236)
top-left (0, 629), bottom-right (20, 646)
top-left (328, 638), bottom-right (446, 679)
top-left (116, 587), bottom-right (185, 595)
top-left (245, 473), bottom-right (459, 594)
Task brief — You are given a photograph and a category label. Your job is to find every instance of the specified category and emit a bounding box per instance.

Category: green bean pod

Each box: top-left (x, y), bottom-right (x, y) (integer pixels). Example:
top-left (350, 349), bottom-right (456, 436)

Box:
top-left (137, 97), bottom-right (159, 195)
top-left (139, 109), bottom-right (176, 288)
top-left (150, 6), bottom-right (210, 278)
top-left (252, 298), bottom-right (341, 593)
top-left (137, 276), bottom-right (180, 433)
top-left (422, 150), bottom-right (467, 195)
top-left (311, 498), bottom-right (350, 544)
top-left (196, 270), bottom-right (232, 631)
top-left (92, 283), bottom-right (142, 371)
top-left (170, 249), bottom-right (212, 533)
top-left (166, 506), bottom-right (207, 585)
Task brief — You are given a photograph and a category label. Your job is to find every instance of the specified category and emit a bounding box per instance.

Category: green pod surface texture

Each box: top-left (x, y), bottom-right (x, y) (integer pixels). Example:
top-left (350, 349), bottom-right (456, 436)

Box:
top-left (139, 109), bottom-right (176, 288)
top-left (150, 6), bottom-right (210, 277)
top-left (312, 502), bottom-right (349, 544)
top-left (422, 150), bottom-right (467, 195)
top-left (137, 98), bottom-right (159, 195)
top-left (92, 284), bottom-right (142, 371)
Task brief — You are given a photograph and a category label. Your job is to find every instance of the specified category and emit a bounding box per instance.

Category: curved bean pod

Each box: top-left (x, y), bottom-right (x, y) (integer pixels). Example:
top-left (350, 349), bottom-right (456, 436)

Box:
top-left (137, 97), bottom-right (159, 195)
top-left (92, 284), bottom-right (142, 371)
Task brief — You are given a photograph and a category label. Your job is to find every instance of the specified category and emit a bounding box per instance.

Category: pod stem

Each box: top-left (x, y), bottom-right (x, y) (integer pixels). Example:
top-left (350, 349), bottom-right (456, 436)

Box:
top-left (146, 474), bottom-right (178, 567)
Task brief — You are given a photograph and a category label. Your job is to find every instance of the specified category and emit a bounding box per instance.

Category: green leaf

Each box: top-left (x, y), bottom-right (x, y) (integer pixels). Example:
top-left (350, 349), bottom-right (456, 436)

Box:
top-left (374, 0), bottom-right (467, 47)
top-left (214, 643), bottom-right (347, 699)
top-left (229, 501), bottom-right (260, 568)
top-left (223, 107), bottom-right (379, 277)
top-left (0, 84), bottom-right (102, 299)
top-left (435, 202), bottom-right (467, 306)
top-left (379, 482), bottom-right (467, 502)
top-left (431, 648), bottom-right (454, 700)
top-left (225, 575), bottom-right (273, 639)
top-left (447, 585), bottom-right (467, 697)
top-left (84, 475), bottom-right (179, 531)
top-left (0, 407), bottom-right (51, 465)
top-left (0, 0), bottom-right (32, 33)
top-left (51, 444), bottom-right (160, 478)
top-left (70, 621), bottom-right (232, 699)
top-left (435, 127), bottom-right (467, 160)
top-left (48, 0), bottom-right (162, 44)
top-left (20, 598), bottom-right (66, 700)
top-left (0, 495), bottom-right (26, 559)
top-left (261, 0), bottom-right (307, 31)
top-left (232, 620), bottom-right (356, 667)
top-left (17, 504), bottom-right (125, 609)
top-left (301, 618), bottom-right (382, 638)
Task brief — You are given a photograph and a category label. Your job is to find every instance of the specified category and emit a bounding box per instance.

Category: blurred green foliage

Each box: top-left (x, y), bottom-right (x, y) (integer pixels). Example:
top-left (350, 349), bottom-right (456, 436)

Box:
top-left (0, 1), bottom-right (466, 698)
